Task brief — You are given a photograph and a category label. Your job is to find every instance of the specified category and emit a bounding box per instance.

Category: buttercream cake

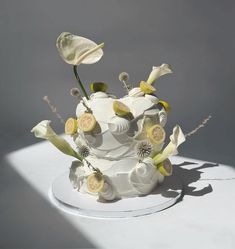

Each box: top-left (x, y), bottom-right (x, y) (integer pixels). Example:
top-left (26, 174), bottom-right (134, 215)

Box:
top-left (31, 32), bottom-right (186, 201)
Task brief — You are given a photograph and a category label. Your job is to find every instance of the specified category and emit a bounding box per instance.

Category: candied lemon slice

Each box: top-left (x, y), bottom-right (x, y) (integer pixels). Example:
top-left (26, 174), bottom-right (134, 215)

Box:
top-left (113, 100), bottom-right (130, 116)
top-left (78, 113), bottom-right (96, 132)
top-left (157, 158), bottom-right (173, 176)
top-left (65, 117), bottom-right (78, 135)
top-left (139, 81), bottom-right (156, 94)
top-left (90, 82), bottom-right (108, 93)
top-left (87, 172), bottom-right (105, 193)
top-left (147, 124), bottom-right (166, 144)
top-left (159, 100), bottom-right (171, 113)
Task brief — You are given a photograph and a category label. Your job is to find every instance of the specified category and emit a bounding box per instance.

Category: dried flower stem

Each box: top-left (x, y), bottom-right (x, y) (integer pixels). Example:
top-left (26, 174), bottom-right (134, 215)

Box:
top-left (83, 158), bottom-right (101, 174)
top-left (43, 96), bottom-right (65, 124)
top-left (119, 72), bottom-right (132, 94)
top-left (185, 115), bottom-right (212, 138)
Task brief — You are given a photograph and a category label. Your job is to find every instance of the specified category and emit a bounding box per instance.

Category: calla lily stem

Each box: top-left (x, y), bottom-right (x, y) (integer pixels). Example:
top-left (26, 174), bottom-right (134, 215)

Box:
top-left (73, 65), bottom-right (89, 100)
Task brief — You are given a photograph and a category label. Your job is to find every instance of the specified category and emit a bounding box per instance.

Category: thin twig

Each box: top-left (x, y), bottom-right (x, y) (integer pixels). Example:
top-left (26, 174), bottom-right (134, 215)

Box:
top-left (185, 115), bottom-right (212, 138)
top-left (43, 96), bottom-right (65, 124)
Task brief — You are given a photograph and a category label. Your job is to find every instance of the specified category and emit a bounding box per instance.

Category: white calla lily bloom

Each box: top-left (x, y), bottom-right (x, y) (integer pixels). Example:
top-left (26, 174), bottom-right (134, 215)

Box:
top-left (31, 120), bottom-right (82, 161)
top-left (56, 32), bottom-right (104, 65)
top-left (153, 125), bottom-right (185, 164)
top-left (147, 64), bottom-right (172, 85)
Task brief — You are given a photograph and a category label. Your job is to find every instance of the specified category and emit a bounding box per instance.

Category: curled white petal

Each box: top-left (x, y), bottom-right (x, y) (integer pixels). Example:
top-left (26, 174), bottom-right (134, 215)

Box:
top-left (31, 120), bottom-right (82, 160)
top-left (31, 120), bottom-right (56, 139)
top-left (56, 32), bottom-right (104, 65)
top-left (147, 64), bottom-right (172, 85)
top-left (153, 125), bottom-right (185, 164)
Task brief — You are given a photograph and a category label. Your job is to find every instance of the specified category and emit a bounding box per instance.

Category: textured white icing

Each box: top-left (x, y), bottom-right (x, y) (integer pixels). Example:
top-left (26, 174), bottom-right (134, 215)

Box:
top-left (159, 109), bottom-right (167, 127)
top-left (90, 91), bottom-right (109, 99)
top-left (99, 179), bottom-right (116, 201)
top-left (145, 94), bottom-right (159, 104)
top-left (128, 87), bottom-right (144, 97)
top-left (75, 93), bottom-right (168, 200)
top-left (108, 116), bottom-right (130, 135)
top-left (129, 158), bottom-right (164, 194)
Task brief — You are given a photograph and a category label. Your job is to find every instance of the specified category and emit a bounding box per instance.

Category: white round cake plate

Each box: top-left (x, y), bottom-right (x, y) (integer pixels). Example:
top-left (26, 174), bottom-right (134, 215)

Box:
top-left (49, 172), bottom-right (183, 218)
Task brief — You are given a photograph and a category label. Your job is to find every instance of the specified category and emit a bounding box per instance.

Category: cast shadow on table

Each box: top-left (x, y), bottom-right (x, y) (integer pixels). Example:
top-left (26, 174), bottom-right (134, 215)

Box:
top-left (0, 158), bottom-right (97, 249)
top-left (158, 161), bottom-right (219, 200)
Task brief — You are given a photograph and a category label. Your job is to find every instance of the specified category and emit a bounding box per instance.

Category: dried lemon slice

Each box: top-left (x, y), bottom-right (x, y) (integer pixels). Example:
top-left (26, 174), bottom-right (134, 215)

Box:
top-left (113, 100), bottom-right (130, 116)
top-left (159, 100), bottom-right (171, 113)
top-left (157, 158), bottom-right (173, 176)
top-left (139, 81), bottom-right (156, 94)
top-left (87, 172), bottom-right (105, 193)
top-left (147, 124), bottom-right (166, 144)
top-left (90, 82), bottom-right (108, 93)
top-left (65, 117), bottom-right (78, 135)
top-left (78, 113), bottom-right (96, 132)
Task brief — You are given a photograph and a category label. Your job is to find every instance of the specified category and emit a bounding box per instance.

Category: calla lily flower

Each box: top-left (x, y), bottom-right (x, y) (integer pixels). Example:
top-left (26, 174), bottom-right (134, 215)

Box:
top-left (56, 32), bottom-right (104, 65)
top-left (31, 120), bottom-right (83, 161)
top-left (153, 125), bottom-right (185, 164)
top-left (147, 64), bottom-right (172, 85)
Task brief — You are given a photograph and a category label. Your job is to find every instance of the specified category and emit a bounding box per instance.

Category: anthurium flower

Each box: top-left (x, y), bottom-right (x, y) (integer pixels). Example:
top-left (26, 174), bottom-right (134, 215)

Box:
top-left (147, 64), bottom-right (172, 85)
top-left (153, 125), bottom-right (185, 164)
top-left (56, 32), bottom-right (104, 65)
top-left (31, 120), bottom-right (83, 161)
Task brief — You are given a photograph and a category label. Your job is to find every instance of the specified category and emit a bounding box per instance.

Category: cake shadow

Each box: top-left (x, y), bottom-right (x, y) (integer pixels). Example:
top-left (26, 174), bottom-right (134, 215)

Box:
top-left (158, 161), bottom-right (219, 200)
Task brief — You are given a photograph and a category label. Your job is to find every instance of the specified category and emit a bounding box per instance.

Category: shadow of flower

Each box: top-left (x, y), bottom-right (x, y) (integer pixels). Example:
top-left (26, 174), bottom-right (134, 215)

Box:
top-left (160, 161), bottom-right (219, 199)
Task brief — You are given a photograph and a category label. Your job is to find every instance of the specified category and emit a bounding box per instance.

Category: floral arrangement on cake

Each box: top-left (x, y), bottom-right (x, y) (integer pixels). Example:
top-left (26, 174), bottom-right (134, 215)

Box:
top-left (31, 32), bottom-right (210, 201)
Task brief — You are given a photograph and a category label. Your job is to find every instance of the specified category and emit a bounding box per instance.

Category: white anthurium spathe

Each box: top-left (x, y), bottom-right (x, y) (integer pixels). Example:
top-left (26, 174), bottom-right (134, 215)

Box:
top-left (153, 125), bottom-right (185, 164)
top-left (147, 64), bottom-right (172, 85)
top-left (31, 120), bottom-right (83, 161)
top-left (56, 32), bottom-right (104, 65)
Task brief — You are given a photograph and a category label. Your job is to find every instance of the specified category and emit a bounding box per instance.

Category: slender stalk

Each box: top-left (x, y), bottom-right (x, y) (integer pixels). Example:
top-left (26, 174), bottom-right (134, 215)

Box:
top-left (43, 96), bottom-right (65, 124)
top-left (73, 65), bottom-right (89, 100)
top-left (185, 115), bottom-right (212, 138)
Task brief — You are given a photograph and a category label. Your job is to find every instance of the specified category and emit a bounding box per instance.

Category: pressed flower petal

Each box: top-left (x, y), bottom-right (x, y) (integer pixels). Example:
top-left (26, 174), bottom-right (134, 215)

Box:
top-left (56, 32), bottom-right (104, 65)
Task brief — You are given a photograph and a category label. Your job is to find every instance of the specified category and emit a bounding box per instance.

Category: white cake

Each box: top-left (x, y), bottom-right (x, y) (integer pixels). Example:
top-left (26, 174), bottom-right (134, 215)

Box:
top-left (71, 91), bottom-right (166, 200)
top-left (31, 32), bottom-right (186, 202)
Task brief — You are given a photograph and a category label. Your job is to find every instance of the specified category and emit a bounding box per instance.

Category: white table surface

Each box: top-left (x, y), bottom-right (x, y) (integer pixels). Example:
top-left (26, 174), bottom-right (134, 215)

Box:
top-left (1, 140), bottom-right (235, 249)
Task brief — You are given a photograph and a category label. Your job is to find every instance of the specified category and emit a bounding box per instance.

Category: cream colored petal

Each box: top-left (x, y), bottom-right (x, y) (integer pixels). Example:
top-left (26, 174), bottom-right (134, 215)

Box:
top-left (56, 32), bottom-right (103, 65)
top-left (147, 64), bottom-right (172, 85)
top-left (31, 120), bottom-right (56, 139)
top-left (31, 120), bottom-right (82, 160)
top-left (153, 125), bottom-right (185, 164)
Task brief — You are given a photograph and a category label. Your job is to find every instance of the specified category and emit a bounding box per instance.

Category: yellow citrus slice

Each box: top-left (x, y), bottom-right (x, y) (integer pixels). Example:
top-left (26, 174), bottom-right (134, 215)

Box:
top-left (78, 113), bottom-right (96, 132)
top-left (159, 100), bottom-right (171, 113)
top-left (87, 172), bottom-right (105, 193)
top-left (157, 158), bottom-right (173, 176)
top-left (90, 82), bottom-right (108, 93)
top-left (113, 100), bottom-right (130, 116)
top-left (64, 117), bottom-right (78, 135)
top-left (140, 81), bottom-right (156, 94)
top-left (147, 124), bottom-right (166, 144)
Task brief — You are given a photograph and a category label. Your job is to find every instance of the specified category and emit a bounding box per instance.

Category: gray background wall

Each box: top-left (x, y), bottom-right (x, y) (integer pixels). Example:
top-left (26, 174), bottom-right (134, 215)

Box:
top-left (0, 0), bottom-right (234, 166)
